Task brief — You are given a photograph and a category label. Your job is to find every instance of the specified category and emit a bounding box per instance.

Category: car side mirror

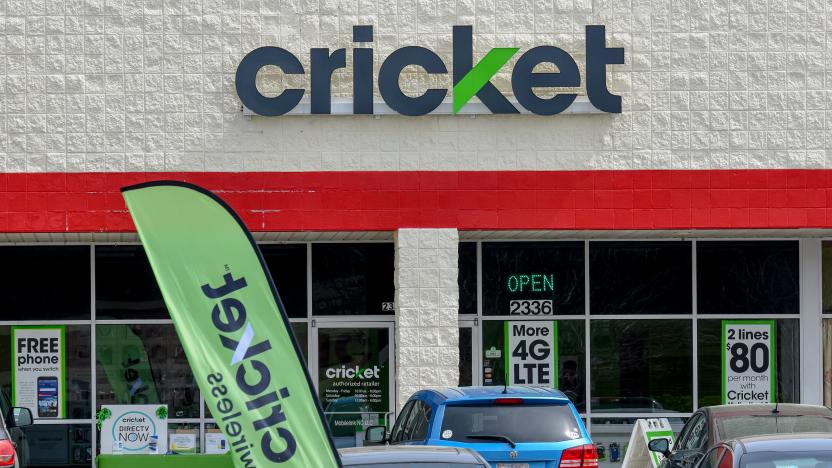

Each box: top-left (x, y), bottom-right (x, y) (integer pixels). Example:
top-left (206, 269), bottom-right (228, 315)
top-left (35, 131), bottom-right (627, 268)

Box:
top-left (364, 426), bottom-right (387, 444)
top-left (8, 407), bottom-right (33, 428)
top-left (648, 438), bottom-right (670, 457)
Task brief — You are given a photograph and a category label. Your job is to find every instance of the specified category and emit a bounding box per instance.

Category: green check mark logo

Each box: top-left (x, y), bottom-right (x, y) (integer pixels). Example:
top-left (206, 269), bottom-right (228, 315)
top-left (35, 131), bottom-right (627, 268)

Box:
top-left (452, 48), bottom-right (519, 113)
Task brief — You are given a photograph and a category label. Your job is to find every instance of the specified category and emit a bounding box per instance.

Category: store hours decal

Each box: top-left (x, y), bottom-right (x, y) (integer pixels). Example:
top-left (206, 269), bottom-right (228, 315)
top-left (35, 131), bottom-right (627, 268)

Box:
top-left (722, 320), bottom-right (775, 405)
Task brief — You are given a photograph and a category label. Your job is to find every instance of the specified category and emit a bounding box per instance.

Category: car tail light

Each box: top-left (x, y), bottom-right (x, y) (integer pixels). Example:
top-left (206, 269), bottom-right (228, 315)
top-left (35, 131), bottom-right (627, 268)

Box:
top-left (493, 398), bottom-right (524, 405)
top-left (0, 440), bottom-right (16, 467)
top-left (559, 444), bottom-right (598, 468)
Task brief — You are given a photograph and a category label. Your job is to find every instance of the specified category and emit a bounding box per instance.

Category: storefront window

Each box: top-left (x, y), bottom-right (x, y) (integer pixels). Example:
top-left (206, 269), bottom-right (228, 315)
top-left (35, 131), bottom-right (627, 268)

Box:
top-left (590, 320), bottom-right (693, 413)
top-left (95, 324), bottom-right (199, 418)
top-left (824, 320), bottom-right (832, 406)
top-left (482, 242), bottom-right (585, 316)
top-left (312, 243), bottom-right (394, 316)
top-left (292, 321), bottom-right (308, 362)
top-left (481, 320), bottom-right (586, 410)
top-left (590, 241), bottom-right (692, 315)
top-left (0, 246), bottom-right (90, 320)
top-left (590, 417), bottom-right (687, 463)
top-left (459, 327), bottom-right (472, 386)
top-left (698, 319), bottom-right (799, 407)
top-left (459, 242), bottom-right (477, 315)
top-left (168, 422), bottom-right (200, 454)
top-left (260, 244), bottom-right (308, 318)
top-left (697, 241), bottom-right (799, 315)
top-left (96, 245), bottom-right (167, 319)
top-left (23, 423), bottom-right (93, 466)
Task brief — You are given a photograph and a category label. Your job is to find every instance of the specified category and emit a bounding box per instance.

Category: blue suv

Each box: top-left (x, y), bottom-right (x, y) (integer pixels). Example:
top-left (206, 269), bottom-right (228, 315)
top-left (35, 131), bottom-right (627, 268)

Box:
top-left (365, 386), bottom-right (597, 468)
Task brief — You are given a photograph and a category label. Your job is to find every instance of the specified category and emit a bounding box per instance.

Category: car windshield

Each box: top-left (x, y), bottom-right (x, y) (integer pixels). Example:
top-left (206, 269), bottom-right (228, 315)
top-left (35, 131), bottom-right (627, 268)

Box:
top-left (440, 403), bottom-right (581, 444)
top-left (741, 450), bottom-right (832, 468)
top-left (717, 415), bottom-right (832, 440)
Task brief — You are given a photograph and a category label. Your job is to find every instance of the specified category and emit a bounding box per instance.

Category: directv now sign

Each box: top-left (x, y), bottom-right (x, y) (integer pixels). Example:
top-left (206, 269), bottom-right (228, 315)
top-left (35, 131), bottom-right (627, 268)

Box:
top-left (235, 25), bottom-right (624, 117)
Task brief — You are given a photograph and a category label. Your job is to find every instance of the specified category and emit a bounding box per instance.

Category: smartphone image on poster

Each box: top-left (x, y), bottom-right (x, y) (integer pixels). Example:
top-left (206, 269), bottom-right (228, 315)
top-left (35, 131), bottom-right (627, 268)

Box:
top-left (37, 376), bottom-right (59, 418)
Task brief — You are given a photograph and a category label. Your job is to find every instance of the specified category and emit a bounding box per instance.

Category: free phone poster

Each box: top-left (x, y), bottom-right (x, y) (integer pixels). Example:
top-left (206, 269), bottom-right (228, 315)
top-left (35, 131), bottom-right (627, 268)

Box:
top-left (12, 326), bottom-right (65, 419)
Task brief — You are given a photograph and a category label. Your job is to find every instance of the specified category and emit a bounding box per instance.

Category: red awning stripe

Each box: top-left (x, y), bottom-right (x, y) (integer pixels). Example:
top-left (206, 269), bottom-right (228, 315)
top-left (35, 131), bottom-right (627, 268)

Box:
top-left (1, 170), bottom-right (831, 232)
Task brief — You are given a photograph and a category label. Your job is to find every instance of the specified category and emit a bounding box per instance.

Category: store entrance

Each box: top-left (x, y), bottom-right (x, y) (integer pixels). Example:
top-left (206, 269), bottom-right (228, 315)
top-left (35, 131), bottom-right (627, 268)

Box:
top-left (310, 321), bottom-right (395, 448)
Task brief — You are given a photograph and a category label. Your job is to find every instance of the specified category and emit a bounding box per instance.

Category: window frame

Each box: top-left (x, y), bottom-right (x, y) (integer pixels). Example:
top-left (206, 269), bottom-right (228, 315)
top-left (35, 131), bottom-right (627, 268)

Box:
top-left (0, 240), bottom-right (398, 461)
top-left (464, 237), bottom-right (806, 436)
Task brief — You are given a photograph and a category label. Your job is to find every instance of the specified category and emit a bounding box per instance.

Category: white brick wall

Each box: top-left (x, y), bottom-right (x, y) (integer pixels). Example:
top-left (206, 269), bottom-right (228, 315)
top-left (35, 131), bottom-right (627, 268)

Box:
top-left (1, 0), bottom-right (831, 172)
top-left (395, 228), bottom-right (459, 409)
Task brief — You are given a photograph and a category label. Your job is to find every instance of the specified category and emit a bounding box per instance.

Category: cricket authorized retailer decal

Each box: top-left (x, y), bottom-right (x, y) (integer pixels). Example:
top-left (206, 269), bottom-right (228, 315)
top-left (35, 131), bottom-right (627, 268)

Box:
top-left (12, 326), bottom-right (65, 419)
top-left (122, 181), bottom-right (340, 468)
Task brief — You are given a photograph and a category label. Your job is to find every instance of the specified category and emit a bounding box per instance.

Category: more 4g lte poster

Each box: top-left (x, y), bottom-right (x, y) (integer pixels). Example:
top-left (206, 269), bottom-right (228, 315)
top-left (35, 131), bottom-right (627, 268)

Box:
top-left (12, 326), bottom-right (65, 419)
top-left (505, 321), bottom-right (558, 387)
top-left (722, 321), bottom-right (776, 405)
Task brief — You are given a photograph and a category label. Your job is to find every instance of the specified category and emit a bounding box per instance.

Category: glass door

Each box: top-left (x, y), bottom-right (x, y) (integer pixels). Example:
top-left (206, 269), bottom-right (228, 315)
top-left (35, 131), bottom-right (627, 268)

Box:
top-left (458, 319), bottom-right (480, 386)
top-left (310, 321), bottom-right (395, 448)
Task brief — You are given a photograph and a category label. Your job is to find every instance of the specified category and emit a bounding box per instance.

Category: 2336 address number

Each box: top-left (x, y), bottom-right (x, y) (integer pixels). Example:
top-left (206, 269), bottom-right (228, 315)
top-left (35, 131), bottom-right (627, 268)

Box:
top-left (509, 300), bottom-right (553, 315)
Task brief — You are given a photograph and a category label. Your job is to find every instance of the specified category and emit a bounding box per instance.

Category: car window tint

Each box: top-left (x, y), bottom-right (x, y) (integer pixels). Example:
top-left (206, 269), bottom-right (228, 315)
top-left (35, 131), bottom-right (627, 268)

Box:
top-left (716, 415), bottom-right (832, 440)
top-left (390, 401), bottom-right (415, 443)
top-left (680, 415), bottom-right (707, 450)
top-left (689, 416), bottom-right (709, 450)
top-left (396, 401), bottom-right (423, 443)
top-left (674, 414), bottom-right (698, 450)
top-left (676, 414), bottom-right (700, 450)
top-left (408, 402), bottom-right (432, 441)
top-left (440, 404), bottom-right (581, 444)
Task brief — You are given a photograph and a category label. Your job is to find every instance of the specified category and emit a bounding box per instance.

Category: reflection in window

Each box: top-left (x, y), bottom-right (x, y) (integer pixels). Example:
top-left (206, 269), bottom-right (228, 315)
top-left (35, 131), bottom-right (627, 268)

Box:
top-left (589, 417), bottom-right (687, 458)
top-left (291, 322), bottom-right (308, 362)
top-left (459, 242), bottom-right (477, 314)
top-left (168, 423), bottom-right (200, 454)
top-left (590, 320), bottom-right (693, 413)
top-left (481, 320), bottom-right (586, 411)
top-left (96, 245), bottom-right (167, 320)
top-left (825, 320), bottom-right (832, 406)
top-left (96, 324), bottom-right (199, 418)
top-left (698, 319), bottom-right (799, 407)
top-left (21, 424), bottom-right (92, 466)
top-left (481, 242), bottom-right (585, 316)
top-left (590, 241), bottom-right (692, 315)
top-left (459, 327), bottom-right (472, 386)
top-left (0, 246), bottom-right (90, 320)
top-left (697, 241), bottom-right (798, 314)
top-left (260, 244), bottom-right (308, 318)
top-left (312, 244), bottom-right (394, 316)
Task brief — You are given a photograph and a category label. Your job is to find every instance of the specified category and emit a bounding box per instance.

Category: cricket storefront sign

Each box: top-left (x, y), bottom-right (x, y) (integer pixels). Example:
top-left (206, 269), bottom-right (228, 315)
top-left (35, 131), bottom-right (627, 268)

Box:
top-left (236, 25), bottom-right (623, 116)
top-left (123, 182), bottom-right (340, 468)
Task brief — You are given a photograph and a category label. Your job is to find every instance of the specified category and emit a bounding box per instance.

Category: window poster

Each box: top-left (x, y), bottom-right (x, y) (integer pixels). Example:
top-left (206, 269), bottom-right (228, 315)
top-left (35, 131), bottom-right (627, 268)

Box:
top-left (505, 321), bottom-right (559, 387)
top-left (722, 320), bottom-right (776, 405)
top-left (99, 405), bottom-right (168, 454)
top-left (12, 326), bottom-right (66, 419)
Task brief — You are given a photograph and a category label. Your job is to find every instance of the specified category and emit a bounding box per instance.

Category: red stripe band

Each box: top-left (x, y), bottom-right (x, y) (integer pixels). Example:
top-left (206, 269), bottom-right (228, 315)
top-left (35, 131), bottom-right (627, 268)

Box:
top-left (2, 170), bottom-right (832, 232)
